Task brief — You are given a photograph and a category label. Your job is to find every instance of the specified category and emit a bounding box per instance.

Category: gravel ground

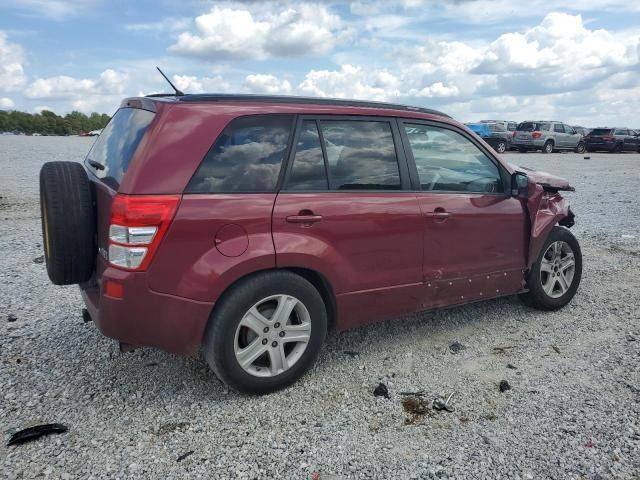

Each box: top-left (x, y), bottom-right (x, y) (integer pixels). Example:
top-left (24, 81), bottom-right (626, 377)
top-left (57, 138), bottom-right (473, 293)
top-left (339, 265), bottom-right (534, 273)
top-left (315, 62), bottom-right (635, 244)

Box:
top-left (1, 136), bottom-right (639, 479)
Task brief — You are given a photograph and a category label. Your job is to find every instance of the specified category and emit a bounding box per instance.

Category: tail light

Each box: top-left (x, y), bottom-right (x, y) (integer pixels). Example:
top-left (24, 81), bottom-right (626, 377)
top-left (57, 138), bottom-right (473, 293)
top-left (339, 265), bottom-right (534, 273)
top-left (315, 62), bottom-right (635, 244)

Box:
top-left (108, 194), bottom-right (180, 271)
top-left (532, 131), bottom-right (542, 139)
top-left (512, 131), bottom-right (517, 137)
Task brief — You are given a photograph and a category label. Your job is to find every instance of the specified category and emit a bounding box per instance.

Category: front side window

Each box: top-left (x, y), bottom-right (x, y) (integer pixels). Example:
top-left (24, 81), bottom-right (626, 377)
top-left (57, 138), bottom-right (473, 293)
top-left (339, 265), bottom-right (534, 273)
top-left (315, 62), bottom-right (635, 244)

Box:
top-left (187, 115), bottom-right (293, 193)
top-left (286, 120), bottom-right (328, 190)
top-left (403, 124), bottom-right (503, 194)
top-left (85, 107), bottom-right (155, 189)
top-left (318, 120), bottom-right (401, 190)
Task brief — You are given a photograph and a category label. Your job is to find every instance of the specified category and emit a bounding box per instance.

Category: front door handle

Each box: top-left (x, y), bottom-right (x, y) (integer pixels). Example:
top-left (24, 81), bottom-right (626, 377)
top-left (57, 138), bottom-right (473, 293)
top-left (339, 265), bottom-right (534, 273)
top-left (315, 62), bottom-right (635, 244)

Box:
top-left (286, 210), bottom-right (323, 224)
top-left (426, 208), bottom-right (451, 221)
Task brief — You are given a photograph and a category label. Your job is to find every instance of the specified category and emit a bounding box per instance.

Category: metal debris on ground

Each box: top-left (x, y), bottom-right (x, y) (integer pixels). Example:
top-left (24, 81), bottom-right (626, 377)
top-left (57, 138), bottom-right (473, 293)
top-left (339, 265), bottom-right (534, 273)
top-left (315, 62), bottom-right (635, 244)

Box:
top-left (7, 314), bottom-right (17, 322)
top-left (432, 392), bottom-right (456, 412)
top-left (33, 255), bottom-right (44, 264)
top-left (499, 380), bottom-right (511, 392)
top-left (373, 383), bottom-right (389, 399)
top-left (551, 345), bottom-right (561, 354)
top-left (7, 423), bottom-right (68, 446)
top-left (507, 363), bottom-right (517, 369)
top-left (449, 341), bottom-right (465, 354)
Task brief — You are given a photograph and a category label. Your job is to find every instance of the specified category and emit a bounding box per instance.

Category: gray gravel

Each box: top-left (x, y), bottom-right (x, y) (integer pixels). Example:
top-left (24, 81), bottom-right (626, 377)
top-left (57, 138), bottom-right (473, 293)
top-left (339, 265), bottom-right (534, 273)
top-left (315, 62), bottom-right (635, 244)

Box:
top-left (1, 136), bottom-right (639, 479)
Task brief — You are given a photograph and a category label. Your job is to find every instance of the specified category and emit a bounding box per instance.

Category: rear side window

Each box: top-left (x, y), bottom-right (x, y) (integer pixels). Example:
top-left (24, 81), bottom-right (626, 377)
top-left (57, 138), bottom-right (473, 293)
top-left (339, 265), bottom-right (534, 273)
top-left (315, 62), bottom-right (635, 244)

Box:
top-left (403, 123), bottom-right (503, 194)
top-left (187, 115), bottom-right (293, 193)
top-left (85, 107), bottom-right (154, 189)
top-left (489, 124), bottom-right (506, 132)
top-left (287, 120), bottom-right (328, 190)
top-left (554, 124), bottom-right (564, 133)
top-left (319, 120), bottom-right (401, 190)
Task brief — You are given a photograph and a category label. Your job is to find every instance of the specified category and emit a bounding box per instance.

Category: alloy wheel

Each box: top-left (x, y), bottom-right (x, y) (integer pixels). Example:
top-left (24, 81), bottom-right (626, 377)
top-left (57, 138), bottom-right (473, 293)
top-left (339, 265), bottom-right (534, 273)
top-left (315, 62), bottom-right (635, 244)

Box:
top-left (496, 141), bottom-right (506, 153)
top-left (234, 294), bottom-right (311, 377)
top-left (540, 241), bottom-right (576, 298)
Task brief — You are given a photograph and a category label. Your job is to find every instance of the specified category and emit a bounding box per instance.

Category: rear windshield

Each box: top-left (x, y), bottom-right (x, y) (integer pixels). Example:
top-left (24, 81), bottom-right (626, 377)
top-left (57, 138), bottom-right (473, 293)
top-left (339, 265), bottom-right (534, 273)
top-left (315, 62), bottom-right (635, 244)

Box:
top-left (85, 108), bottom-right (154, 189)
top-left (489, 124), bottom-right (506, 132)
top-left (517, 122), bottom-right (550, 132)
top-left (590, 128), bottom-right (613, 135)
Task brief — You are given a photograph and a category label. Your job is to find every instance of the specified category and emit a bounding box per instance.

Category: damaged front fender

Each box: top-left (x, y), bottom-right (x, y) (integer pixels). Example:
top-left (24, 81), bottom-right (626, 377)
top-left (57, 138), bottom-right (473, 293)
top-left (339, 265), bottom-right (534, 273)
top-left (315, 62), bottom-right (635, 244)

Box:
top-left (526, 182), bottom-right (572, 269)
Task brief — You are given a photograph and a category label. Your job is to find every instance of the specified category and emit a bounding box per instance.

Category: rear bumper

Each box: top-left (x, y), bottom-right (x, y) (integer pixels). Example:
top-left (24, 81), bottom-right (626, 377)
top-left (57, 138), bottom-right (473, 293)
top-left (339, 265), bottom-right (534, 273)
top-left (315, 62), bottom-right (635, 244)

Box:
top-left (585, 141), bottom-right (615, 151)
top-left (512, 138), bottom-right (544, 148)
top-left (80, 260), bottom-right (213, 355)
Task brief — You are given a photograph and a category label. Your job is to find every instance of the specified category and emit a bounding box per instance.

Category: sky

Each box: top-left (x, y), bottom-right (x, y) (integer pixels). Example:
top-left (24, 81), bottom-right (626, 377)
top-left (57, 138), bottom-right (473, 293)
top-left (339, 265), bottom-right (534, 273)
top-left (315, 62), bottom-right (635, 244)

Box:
top-left (0, 0), bottom-right (639, 126)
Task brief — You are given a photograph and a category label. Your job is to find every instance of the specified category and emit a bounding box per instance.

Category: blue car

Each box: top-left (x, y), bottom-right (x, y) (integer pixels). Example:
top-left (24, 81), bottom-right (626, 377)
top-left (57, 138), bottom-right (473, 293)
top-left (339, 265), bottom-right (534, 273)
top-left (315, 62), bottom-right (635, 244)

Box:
top-left (465, 122), bottom-right (511, 153)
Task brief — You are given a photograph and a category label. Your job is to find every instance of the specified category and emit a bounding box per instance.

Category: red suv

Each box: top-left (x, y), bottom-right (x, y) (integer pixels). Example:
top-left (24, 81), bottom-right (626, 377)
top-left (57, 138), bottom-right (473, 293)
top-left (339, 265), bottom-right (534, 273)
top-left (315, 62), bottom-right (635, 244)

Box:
top-left (39, 94), bottom-right (582, 394)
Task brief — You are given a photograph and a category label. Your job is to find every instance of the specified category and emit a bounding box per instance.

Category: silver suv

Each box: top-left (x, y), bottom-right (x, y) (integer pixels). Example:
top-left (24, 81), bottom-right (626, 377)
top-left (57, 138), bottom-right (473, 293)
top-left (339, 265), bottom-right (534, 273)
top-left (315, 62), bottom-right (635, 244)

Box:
top-left (513, 121), bottom-right (585, 154)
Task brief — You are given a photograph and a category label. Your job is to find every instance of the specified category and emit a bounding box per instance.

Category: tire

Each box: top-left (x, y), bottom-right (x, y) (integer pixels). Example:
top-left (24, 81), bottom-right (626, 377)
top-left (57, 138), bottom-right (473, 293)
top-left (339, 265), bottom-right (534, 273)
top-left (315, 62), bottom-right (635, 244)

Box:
top-left (495, 141), bottom-right (507, 154)
top-left (519, 226), bottom-right (582, 311)
top-left (614, 143), bottom-right (623, 153)
top-left (575, 142), bottom-right (585, 154)
top-left (203, 271), bottom-right (327, 394)
top-left (39, 161), bottom-right (96, 285)
top-left (543, 140), bottom-right (554, 154)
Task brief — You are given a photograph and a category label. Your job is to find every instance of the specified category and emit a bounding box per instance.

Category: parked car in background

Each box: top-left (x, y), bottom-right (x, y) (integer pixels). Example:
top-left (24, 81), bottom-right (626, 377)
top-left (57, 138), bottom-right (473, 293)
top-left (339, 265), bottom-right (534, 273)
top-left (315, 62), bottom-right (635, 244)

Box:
top-left (572, 126), bottom-right (591, 137)
top-left (465, 122), bottom-right (511, 153)
top-left (585, 127), bottom-right (640, 153)
top-left (39, 94), bottom-right (582, 394)
top-left (481, 120), bottom-right (518, 132)
top-left (512, 121), bottom-right (585, 154)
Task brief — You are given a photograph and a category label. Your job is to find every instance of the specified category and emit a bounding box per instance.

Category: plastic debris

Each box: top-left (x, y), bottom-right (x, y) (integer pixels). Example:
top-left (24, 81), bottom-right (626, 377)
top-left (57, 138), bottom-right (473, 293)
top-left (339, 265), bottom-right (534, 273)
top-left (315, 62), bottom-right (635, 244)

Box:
top-left (373, 383), bottom-right (389, 399)
top-left (551, 345), bottom-right (561, 354)
top-left (7, 424), bottom-right (68, 446)
top-left (499, 380), bottom-right (511, 392)
top-left (449, 341), bottom-right (465, 354)
top-left (7, 314), bottom-right (17, 322)
top-left (176, 450), bottom-right (194, 463)
top-left (507, 363), bottom-right (517, 369)
top-left (33, 255), bottom-right (44, 264)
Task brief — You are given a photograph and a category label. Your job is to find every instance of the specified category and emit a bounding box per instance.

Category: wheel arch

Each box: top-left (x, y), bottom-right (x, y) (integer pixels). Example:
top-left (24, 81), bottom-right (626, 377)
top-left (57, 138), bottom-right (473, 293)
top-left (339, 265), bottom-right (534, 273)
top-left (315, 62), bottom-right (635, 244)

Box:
top-left (204, 266), bottom-right (338, 338)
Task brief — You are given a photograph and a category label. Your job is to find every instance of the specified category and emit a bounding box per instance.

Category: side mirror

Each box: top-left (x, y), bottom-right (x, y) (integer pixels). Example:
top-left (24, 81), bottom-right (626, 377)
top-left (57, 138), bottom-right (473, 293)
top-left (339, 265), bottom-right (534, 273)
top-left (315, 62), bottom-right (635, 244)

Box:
top-left (511, 172), bottom-right (529, 199)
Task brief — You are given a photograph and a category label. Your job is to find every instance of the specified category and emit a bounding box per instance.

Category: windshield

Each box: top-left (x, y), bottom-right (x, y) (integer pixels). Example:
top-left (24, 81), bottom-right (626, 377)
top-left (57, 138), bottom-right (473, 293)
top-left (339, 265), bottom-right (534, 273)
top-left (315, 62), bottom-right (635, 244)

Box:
top-left (85, 107), bottom-right (155, 189)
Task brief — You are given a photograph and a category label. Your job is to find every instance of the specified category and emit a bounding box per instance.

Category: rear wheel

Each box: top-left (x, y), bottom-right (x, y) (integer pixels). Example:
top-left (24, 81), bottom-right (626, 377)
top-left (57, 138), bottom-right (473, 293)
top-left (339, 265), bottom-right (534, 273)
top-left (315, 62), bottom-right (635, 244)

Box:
top-left (575, 142), bottom-right (585, 154)
top-left (614, 143), bottom-right (623, 153)
top-left (203, 271), bottom-right (327, 394)
top-left (543, 140), bottom-right (554, 154)
top-left (40, 161), bottom-right (96, 285)
top-left (519, 227), bottom-right (582, 310)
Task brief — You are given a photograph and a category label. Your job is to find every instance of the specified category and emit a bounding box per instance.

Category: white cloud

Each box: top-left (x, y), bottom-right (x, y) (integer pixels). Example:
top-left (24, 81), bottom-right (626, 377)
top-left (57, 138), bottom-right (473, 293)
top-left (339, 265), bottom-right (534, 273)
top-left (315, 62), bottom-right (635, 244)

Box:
top-left (169, 4), bottom-right (349, 60)
top-left (171, 74), bottom-right (231, 94)
top-left (125, 17), bottom-right (192, 33)
top-left (25, 69), bottom-right (127, 100)
top-left (0, 32), bottom-right (26, 91)
top-left (411, 82), bottom-right (460, 98)
top-left (298, 64), bottom-right (400, 101)
top-left (243, 74), bottom-right (292, 94)
top-left (0, 97), bottom-right (15, 109)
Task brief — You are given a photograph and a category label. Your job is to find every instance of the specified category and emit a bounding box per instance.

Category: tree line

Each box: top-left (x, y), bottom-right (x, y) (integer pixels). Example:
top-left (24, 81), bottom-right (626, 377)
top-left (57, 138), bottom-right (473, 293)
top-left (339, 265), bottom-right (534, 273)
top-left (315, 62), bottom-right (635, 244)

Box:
top-left (0, 109), bottom-right (111, 135)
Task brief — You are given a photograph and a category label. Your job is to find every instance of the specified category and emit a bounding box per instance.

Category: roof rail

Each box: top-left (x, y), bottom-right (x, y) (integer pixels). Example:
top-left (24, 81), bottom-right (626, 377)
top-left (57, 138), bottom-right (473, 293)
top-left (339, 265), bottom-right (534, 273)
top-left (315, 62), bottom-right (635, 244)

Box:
top-left (145, 93), bottom-right (450, 118)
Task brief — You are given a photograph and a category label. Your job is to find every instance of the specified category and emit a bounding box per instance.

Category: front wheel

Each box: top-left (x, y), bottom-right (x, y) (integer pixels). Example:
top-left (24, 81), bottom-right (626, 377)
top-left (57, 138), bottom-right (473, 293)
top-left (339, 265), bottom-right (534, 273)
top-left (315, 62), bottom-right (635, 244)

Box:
top-left (203, 271), bottom-right (327, 394)
top-left (519, 227), bottom-right (582, 311)
top-left (495, 141), bottom-right (507, 154)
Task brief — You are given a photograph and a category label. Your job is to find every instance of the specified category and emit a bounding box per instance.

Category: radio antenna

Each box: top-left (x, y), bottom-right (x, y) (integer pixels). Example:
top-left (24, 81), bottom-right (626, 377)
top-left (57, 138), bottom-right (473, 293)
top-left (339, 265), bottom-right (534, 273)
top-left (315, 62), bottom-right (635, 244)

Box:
top-left (156, 66), bottom-right (184, 96)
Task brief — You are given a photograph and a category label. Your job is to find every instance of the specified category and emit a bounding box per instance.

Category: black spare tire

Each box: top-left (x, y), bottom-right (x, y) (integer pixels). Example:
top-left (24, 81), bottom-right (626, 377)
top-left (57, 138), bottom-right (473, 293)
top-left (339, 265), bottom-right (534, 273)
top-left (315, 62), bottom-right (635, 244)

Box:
top-left (40, 161), bottom-right (96, 285)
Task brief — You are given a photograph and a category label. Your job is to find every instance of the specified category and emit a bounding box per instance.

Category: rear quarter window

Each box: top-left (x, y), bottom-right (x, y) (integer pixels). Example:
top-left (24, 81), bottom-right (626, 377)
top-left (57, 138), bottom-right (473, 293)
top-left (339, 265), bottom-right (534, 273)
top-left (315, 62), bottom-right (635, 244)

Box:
top-left (186, 115), bottom-right (293, 193)
top-left (85, 107), bottom-right (154, 189)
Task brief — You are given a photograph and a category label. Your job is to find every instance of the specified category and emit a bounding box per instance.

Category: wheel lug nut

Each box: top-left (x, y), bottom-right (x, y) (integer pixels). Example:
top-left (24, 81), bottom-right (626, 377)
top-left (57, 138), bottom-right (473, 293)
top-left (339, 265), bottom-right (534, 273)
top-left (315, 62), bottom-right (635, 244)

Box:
top-left (272, 341), bottom-right (278, 347)
top-left (263, 327), bottom-right (269, 333)
top-left (262, 339), bottom-right (268, 345)
top-left (279, 331), bottom-right (285, 338)
top-left (274, 322), bottom-right (280, 328)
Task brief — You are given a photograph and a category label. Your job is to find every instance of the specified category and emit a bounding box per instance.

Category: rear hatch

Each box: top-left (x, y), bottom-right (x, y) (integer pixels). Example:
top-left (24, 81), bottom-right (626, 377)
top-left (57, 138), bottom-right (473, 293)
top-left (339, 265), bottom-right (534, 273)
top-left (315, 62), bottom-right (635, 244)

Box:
top-left (514, 122), bottom-right (549, 142)
top-left (84, 106), bottom-right (156, 279)
top-left (586, 128), bottom-right (614, 143)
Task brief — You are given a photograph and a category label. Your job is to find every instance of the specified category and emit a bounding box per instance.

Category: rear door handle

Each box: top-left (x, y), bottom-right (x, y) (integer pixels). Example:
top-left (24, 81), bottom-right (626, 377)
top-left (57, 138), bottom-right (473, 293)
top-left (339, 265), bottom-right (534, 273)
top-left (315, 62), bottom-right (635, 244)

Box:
top-left (286, 214), bottom-right (323, 224)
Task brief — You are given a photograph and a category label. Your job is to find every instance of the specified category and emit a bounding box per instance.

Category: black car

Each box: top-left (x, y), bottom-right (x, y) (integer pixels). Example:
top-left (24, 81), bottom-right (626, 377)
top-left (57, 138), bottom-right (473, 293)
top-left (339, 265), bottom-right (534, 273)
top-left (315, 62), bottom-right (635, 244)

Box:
top-left (585, 128), bottom-right (640, 153)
